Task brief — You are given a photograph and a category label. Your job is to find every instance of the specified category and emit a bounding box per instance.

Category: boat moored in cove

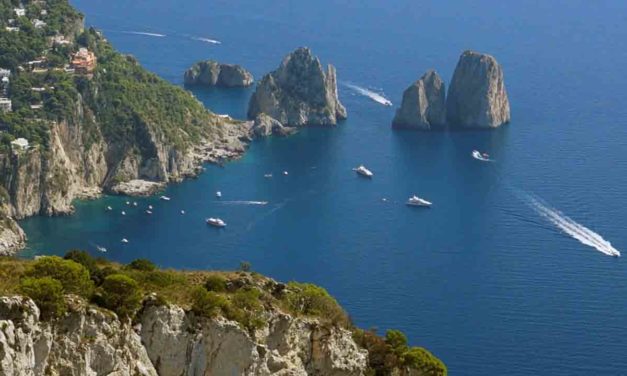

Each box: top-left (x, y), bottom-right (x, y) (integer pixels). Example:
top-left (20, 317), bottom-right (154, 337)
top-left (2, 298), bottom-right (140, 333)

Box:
top-left (406, 195), bottom-right (432, 207)
top-left (472, 150), bottom-right (492, 162)
top-left (206, 217), bottom-right (227, 228)
top-left (353, 165), bottom-right (373, 178)
top-left (160, 196), bottom-right (171, 201)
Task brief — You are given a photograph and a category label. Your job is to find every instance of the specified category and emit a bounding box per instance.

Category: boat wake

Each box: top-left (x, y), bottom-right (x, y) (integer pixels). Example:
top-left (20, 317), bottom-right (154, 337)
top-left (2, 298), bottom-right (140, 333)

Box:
top-left (342, 82), bottom-right (392, 106)
top-left (517, 191), bottom-right (620, 257)
top-left (121, 30), bottom-right (166, 37)
top-left (218, 200), bottom-right (268, 206)
top-left (192, 36), bottom-right (221, 44)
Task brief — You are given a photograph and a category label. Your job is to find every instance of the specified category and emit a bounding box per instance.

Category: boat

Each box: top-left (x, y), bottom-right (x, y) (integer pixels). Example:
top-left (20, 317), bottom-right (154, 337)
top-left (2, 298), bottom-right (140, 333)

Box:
top-left (146, 210), bottom-right (152, 215)
top-left (121, 238), bottom-right (129, 243)
top-left (180, 210), bottom-right (185, 215)
top-left (125, 201), bottom-right (130, 205)
top-left (406, 195), bottom-right (432, 207)
top-left (472, 150), bottom-right (492, 162)
top-left (160, 195), bottom-right (171, 201)
top-left (148, 205), bottom-right (153, 210)
top-left (206, 217), bottom-right (227, 228)
top-left (121, 211), bottom-right (126, 216)
top-left (353, 165), bottom-right (373, 178)
top-left (216, 191), bottom-right (222, 198)
top-left (264, 173), bottom-right (273, 178)
top-left (96, 245), bottom-right (107, 253)
top-left (133, 202), bottom-right (138, 207)
top-left (106, 206), bottom-right (112, 211)
top-left (283, 171), bottom-right (289, 176)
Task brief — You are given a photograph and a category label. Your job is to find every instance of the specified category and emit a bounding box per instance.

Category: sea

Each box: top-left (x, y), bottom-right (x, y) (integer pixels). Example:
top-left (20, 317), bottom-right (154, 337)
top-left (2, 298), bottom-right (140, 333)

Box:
top-left (19, 1), bottom-right (627, 374)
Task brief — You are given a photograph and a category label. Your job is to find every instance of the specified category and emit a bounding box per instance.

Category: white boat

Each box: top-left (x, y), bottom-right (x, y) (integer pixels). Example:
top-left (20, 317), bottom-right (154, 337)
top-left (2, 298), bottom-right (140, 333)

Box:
top-left (121, 211), bottom-right (126, 216)
top-left (96, 245), bottom-right (107, 253)
top-left (406, 195), bottom-right (432, 207)
top-left (148, 205), bottom-right (153, 210)
top-left (160, 195), bottom-right (171, 201)
top-left (146, 210), bottom-right (152, 215)
top-left (121, 238), bottom-right (129, 243)
top-left (283, 171), bottom-right (289, 176)
top-left (126, 201), bottom-right (130, 205)
top-left (133, 202), bottom-right (138, 207)
top-left (206, 217), bottom-right (227, 228)
top-left (216, 191), bottom-right (222, 198)
top-left (472, 150), bottom-right (492, 162)
top-left (106, 206), bottom-right (112, 211)
top-left (353, 165), bottom-right (373, 178)
top-left (264, 173), bottom-right (273, 178)
top-left (180, 210), bottom-right (185, 215)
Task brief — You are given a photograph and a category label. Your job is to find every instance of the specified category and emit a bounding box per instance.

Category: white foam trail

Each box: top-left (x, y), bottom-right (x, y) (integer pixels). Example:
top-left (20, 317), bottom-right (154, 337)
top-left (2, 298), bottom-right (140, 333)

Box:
top-left (219, 200), bottom-right (268, 206)
top-left (342, 83), bottom-right (392, 106)
top-left (192, 37), bottom-right (222, 44)
top-left (519, 191), bottom-right (620, 257)
top-left (122, 31), bottom-right (166, 37)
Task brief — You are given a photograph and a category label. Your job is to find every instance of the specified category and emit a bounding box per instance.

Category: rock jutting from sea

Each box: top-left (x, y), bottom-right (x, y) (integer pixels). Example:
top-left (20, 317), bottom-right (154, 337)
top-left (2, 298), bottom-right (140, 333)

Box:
top-left (392, 50), bottom-right (510, 129)
top-left (392, 70), bottom-right (446, 130)
top-left (446, 50), bottom-right (510, 128)
top-left (184, 60), bottom-right (254, 87)
top-left (247, 47), bottom-right (347, 128)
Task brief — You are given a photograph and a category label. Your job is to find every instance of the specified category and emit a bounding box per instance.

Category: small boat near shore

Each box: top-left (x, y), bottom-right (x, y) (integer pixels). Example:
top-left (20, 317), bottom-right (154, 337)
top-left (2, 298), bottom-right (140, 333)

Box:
top-left (145, 210), bottom-right (152, 215)
top-left (472, 150), bottom-right (492, 162)
top-left (206, 217), bottom-right (227, 228)
top-left (160, 195), bottom-right (171, 201)
top-left (406, 195), bottom-right (432, 207)
top-left (216, 191), bottom-right (222, 198)
top-left (106, 206), bottom-right (112, 211)
top-left (96, 245), bottom-right (107, 253)
top-left (353, 165), bottom-right (373, 178)
top-left (264, 173), bottom-right (273, 178)
top-left (121, 238), bottom-right (129, 243)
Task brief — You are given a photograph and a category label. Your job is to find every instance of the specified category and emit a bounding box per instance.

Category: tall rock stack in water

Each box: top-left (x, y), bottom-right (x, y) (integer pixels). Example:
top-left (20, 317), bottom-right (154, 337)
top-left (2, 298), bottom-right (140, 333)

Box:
top-left (247, 47), bottom-right (347, 127)
top-left (392, 70), bottom-right (446, 130)
top-left (446, 50), bottom-right (510, 128)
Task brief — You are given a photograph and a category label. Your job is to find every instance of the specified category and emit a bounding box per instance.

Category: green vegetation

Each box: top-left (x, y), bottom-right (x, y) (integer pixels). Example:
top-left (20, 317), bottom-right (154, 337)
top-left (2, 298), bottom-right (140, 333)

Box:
top-left (0, 253), bottom-right (445, 374)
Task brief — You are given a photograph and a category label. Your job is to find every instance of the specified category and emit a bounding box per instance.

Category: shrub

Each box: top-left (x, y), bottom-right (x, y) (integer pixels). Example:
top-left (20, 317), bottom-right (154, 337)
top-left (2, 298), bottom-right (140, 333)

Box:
top-left (19, 277), bottom-right (66, 320)
top-left (204, 275), bottom-right (227, 292)
top-left (403, 347), bottom-right (447, 375)
top-left (127, 259), bottom-right (157, 272)
top-left (99, 274), bottom-right (142, 318)
top-left (25, 256), bottom-right (93, 297)
top-left (191, 286), bottom-right (227, 318)
top-left (284, 282), bottom-right (348, 326)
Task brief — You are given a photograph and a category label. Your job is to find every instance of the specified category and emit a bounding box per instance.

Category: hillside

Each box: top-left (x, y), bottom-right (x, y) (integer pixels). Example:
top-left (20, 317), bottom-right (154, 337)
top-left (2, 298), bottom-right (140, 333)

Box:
top-left (0, 254), bottom-right (446, 375)
top-left (0, 0), bottom-right (251, 255)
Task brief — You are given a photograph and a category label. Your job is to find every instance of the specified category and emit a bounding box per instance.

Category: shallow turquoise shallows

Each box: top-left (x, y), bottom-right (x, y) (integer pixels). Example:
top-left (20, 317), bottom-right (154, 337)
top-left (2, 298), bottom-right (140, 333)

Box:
top-left (21, 1), bottom-right (627, 374)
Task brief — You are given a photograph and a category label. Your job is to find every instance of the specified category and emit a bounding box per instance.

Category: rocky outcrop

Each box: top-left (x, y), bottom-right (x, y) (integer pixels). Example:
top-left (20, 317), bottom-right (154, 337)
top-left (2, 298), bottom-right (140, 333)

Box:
top-left (184, 61), bottom-right (254, 87)
top-left (392, 70), bottom-right (446, 130)
top-left (446, 50), bottom-right (510, 128)
top-left (247, 47), bottom-right (347, 127)
top-left (251, 113), bottom-right (296, 138)
top-left (110, 179), bottom-right (165, 197)
top-left (0, 295), bottom-right (368, 375)
top-left (0, 215), bottom-right (26, 256)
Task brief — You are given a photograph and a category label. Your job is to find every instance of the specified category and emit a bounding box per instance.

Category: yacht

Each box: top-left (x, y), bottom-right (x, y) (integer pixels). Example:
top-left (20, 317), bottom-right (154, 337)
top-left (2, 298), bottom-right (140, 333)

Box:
top-left (180, 210), bottom-right (185, 215)
top-left (125, 201), bottom-right (130, 205)
top-left (106, 206), bottom-right (112, 211)
top-left (406, 195), bottom-right (432, 207)
top-left (216, 191), bottom-right (222, 198)
top-left (206, 217), bottom-right (227, 228)
top-left (283, 171), bottom-right (289, 176)
top-left (353, 165), bottom-right (373, 178)
top-left (121, 211), bottom-right (126, 216)
top-left (472, 150), bottom-right (492, 162)
top-left (121, 238), bottom-right (129, 243)
top-left (133, 202), bottom-right (138, 207)
top-left (264, 173), bottom-right (273, 178)
top-left (148, 205), bottom-right (153, 210)
top-left (145, 210), bottom-right (152, 215)
top-left (160, 195), bottom-right (171, 201)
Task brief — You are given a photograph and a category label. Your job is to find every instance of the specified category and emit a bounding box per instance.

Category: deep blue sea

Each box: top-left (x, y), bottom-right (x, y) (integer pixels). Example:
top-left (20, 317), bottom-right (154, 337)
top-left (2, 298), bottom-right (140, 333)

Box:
top-left (19, 1), bottom-right (627, 374)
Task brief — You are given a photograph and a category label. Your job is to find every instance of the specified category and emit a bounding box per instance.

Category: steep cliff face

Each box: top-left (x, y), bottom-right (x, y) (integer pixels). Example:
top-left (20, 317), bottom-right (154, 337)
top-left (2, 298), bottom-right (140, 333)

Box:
top-left (0, 295), bottom-right (368, 376)
top-left (247, 47), bottom-right (347, 127)
top-left (446, 50), bottom-right (510, 128)
top-left (392, 70), bottom-right (446, 130)
top-left (184, 60), bottom-right (254, 87)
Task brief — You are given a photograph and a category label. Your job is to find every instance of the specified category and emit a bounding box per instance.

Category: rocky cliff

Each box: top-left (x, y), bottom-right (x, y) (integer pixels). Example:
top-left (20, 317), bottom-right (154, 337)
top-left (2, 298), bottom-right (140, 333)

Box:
top-left (446, 50), bottom-right (510, 128)
top-left (0, 295), bottom-right (367, 376)
top-left (247, 47), bottom-right (347, 127)
top-left (392, 70), bottom-right (446, 130)
top-left (184, 61), bottom-right (254, 87)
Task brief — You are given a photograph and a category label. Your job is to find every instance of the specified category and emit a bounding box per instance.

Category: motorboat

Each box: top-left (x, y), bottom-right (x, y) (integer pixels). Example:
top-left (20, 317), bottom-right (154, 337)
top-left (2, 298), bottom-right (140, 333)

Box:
top-left (106, 206), bottom-right (112, 211)
top-left (283, 171), bottom-right (289, 176)
top-left (121, 238), bottom-right (129, 243)
top-left (180, 210), bottom-right (185, 215)
top-left (160, 196), bottom-right (171, 201)
top-left (126, 201), bottom-right (130, 205)
top-left (406, 195), bottom-right (432, 207)
top-left (264, 173), bottom-right (273, 178)
top-left (121, 211), bottom-right (126, 216)
top-left (353, 165), bottom-right (373, 178)
top-left (145, 210), bottom-right (152, 215)
top-left (133, 202), bottom-right (138, 207)
top-left (206, 217), bottom-right (227, 228)
top-left (148, 205), bottom-right (153, 210)
top-left (472, 150), bottom-right (492, 162)
top-left (216, 191), bottom-right (222, 198)
top-left (96, 245), bottom-right (107, 253)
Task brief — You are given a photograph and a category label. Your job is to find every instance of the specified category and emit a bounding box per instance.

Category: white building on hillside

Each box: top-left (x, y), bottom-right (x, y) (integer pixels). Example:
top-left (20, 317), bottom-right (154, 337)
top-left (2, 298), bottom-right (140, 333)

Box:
top-left (0, 98), bottom-right (11, 113)
top-left (11, 138), bottom-right (29, 150)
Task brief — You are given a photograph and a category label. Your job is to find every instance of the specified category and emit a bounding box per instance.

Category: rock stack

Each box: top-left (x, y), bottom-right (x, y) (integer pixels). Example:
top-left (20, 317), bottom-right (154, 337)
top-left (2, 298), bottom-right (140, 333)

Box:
top-left (184, 61), bottom-right (254, 87)
top-left (392, 70), bottom-right (446, 130)
top-left (247, 47), bottom-right (346, 128)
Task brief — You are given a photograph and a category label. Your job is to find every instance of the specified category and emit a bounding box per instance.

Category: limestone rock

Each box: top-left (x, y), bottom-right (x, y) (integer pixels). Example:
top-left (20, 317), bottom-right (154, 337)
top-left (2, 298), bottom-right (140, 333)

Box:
top-left (109, 179), bottom-right (165, 197)
top-left (251, 113), bottom-right (296, 138)
top-left (392, 70), bottom-right (446, 129)
top-left (247, 47), bottom-right (347, 127)
top-left (446, 50), bottom-right (510, 128)
top-left (184, 60), bottom-right (254, 87)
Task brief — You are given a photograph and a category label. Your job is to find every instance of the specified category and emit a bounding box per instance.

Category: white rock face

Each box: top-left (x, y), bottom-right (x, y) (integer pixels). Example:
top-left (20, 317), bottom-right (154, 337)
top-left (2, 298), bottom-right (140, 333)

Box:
top-left (0, 296), bottom-right (368, 376)
top-left (248, 47), bottom-right (347, 127)
top-left (446, 50), bottom-right (510, 128)
top-left (392, 70), bottom-right (446, 130)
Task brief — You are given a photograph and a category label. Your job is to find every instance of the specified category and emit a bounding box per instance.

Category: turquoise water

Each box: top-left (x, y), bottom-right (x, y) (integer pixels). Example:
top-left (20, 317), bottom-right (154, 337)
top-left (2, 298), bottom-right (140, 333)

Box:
top-left (20, 1), bottom-right (627, 374)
